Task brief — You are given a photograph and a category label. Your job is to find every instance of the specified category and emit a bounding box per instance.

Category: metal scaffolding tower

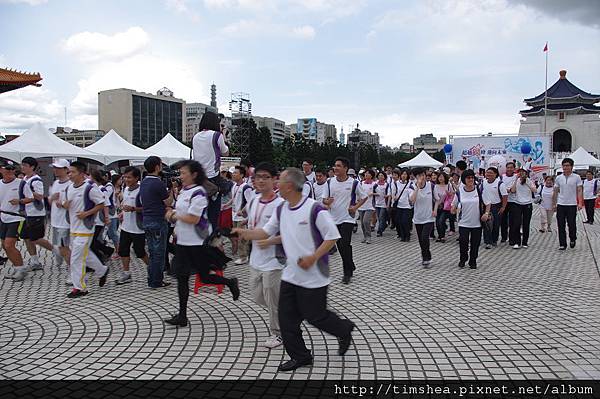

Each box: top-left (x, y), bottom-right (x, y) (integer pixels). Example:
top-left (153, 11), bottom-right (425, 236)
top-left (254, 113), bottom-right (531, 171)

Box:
top-left (228, 92), bottom-right (252, 160)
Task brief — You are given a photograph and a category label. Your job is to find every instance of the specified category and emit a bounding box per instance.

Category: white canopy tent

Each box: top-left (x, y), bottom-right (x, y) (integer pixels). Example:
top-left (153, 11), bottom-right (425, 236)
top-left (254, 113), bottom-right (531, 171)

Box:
top-left (86, 129), bottom-right (155, 165)
top-left (146, 133), bottom-right (191, 165)
top-left (398, 150), bottom-right (443, 168)
top-left (0, 123), bottom-right (105, 163)
top-left (560, 147), bottom-right (600, 169)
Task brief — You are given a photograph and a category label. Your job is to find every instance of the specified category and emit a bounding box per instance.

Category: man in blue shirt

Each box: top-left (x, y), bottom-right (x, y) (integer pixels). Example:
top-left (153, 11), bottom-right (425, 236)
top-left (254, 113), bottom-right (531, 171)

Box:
top-left (140, 156), bottom-right (173, 288)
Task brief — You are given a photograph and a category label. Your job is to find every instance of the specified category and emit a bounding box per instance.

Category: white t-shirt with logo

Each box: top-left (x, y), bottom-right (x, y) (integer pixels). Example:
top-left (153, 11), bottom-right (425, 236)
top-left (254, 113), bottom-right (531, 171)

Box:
top-left (66, 182), bottom-right (105, 235)
top-left (247, 194), bottom-right (284, 272)
top-left (394, 181), bottom-right (413, 209)
top-left (174, 185), bottom-right (211, 246)
top-left (373, 182), bottom-right (389, 208)
top-left (121, 185), bottom-right (143, 234)
top-left (358, 181), bottom-right (376, 211)
top-left (412, 182), bottom-right (435, 224)
top-left (514, 178), bottom-right (535, 205)
top-left (482, 178), bottom-right (508, 206)
top-left (555, 173), bottom-right (583, 206)
top-left (23, 174), bottom-right (46, 217)
top-left (452, 186), bottom-right (482, 228)
top-left (263, 197), bottom-right (341, 289)
top-left (49, 179), bottom-right (71, 229)
top-left (230, 182), bottom-right (253, 222)
top-left (192, 130), bottom-right (228, 179)
top-left (583, 179), bottom-right (598, 200)
top-left (313, 181), bottom-right (327, 202)
top-left (502, 174), bottom-right (518, 203)
top-left (325, 177), bottom-right (358, 225)
top-left (0, 178), bottom-right (24, 224)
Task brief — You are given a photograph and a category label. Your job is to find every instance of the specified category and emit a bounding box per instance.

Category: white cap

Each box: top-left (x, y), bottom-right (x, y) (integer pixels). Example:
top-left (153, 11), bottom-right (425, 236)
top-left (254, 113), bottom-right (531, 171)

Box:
top-left (51, 159), bottom-right (70, 168)
top-left (110, 170), bottom-right (118, 176)
top-left (348, 168), bottom-right (356, 176)
top-left (229, 166), bottom-right (235, 173)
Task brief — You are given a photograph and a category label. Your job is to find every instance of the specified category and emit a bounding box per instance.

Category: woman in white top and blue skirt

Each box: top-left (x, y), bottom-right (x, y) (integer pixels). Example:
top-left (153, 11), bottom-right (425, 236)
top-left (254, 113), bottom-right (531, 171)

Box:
top-left (164, 160), bottom-right (240, 328)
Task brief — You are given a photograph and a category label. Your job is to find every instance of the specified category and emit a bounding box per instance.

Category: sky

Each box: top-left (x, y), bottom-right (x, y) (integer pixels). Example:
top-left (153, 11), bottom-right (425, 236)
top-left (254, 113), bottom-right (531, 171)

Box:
top-left (0, 0), bottom-right (599, 147)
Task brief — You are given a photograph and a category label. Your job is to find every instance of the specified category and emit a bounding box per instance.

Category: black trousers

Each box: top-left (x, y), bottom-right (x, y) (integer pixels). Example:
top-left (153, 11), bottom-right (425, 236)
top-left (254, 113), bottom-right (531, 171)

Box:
top-left (459, 226), bottom-right (482, 266)
top-left (395, 208), bottom-right (411, 240)
top-left (509, 203), bottom-right (532, 246)
top-left (175, 244), bottom-right (232, 319)
top-left (91, 225), bottom-right (113, 263)
top-left (500, 202), bottom-right (514, 242)
top-left (556, 205), bottom-right (577, 247)
top-left (584, 199), bottom-right (596, 224)
top-left (336, 223), bottom-right (355, 277)
top-left (483, 203), bottom-right (501, 245)
top-left (415, 222), bottom-right (434, 261)
top-left (279, 281), bottom-right (353, 361)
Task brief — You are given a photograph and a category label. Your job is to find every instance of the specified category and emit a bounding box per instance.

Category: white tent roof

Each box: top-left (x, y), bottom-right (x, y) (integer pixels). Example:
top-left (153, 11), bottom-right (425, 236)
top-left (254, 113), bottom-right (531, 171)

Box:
top-left (398, 150), bottom-right (443, 168)
top-left (146, 133), bottom-right (191, 165)
top-left (86, 129), bottom-right (155, 165)
top-left (561, 147), bottom-right (600, 169)
top-left (0, 122), bottom-right (105, 163)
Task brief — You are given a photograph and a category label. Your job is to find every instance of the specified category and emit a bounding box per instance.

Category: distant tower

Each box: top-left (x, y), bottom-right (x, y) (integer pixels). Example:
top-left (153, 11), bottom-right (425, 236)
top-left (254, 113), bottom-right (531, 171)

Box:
top-left (210, 84), bottom-right (217, 109)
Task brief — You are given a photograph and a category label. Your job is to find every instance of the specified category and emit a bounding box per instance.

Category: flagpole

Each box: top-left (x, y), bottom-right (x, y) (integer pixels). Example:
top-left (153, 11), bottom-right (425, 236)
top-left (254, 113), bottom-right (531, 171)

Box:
top-left (544, 42), bottom-right (548, 136)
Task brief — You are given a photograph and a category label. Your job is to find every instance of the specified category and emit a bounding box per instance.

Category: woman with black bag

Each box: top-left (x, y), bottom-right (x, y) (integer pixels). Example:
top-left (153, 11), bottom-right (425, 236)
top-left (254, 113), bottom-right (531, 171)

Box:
top-left (163, 160), bottom-right (240, 328)
top-left (192, 111), bottom-right (231, 231)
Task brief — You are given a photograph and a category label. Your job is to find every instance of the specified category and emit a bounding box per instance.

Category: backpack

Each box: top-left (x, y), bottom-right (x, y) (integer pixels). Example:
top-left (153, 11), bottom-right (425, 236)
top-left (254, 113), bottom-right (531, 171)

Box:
top-left (103, 183), bottom-right (116, 216)
top-left (190, 187), bottom-right (211, 242)
top-left (304, 179), bottom-right (315, 199)
top-left (240, 184), bottom-right (253, 210)
top-left (275, 200), bottom-right (330, 278)
top-left (65, 182), bottom-right (97, 230)
top-left (18, 176), bottom-right (45, 213)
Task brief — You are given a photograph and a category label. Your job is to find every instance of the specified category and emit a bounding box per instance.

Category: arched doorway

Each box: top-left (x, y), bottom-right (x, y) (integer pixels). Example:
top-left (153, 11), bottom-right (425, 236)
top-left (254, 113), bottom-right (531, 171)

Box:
top-left (553, 129), bottom-right (572, 153)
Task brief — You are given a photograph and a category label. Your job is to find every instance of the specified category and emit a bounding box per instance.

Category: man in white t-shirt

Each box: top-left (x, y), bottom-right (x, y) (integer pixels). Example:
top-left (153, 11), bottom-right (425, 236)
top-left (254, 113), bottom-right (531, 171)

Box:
top-left (235, 167), bottom-right (354, 373)
top-left (323, 157), bottom-right (367, 284)
top-left (48, 159), bottom-right (73, 284)
top-left (312, 169), bottom-right (328, 202)
top-left (0, 161), bottom-right (26, 281)
top-left (244, 162), bottom-right (284, 349)
top-left (63, 161), bottom-right (109, 298)
top-left (116, 166), bottom-right (149, 285)
top-left (500, 161), bottom-right (518, 244)
top-left (552, 158), bottom-right (583, 250)
top-left (226, 165), bottom-right (254, 265)
top-left (302, 159), bottom-right (316, 183)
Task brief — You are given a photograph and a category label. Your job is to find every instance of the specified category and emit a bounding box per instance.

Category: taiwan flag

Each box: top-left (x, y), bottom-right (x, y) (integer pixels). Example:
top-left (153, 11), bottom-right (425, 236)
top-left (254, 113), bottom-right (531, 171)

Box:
top-left (543, 42), bottom-right (548, 52)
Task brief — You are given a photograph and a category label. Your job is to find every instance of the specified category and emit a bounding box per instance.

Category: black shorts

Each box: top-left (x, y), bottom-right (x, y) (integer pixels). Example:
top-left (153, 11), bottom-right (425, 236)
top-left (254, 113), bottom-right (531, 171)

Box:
top-left (0, 221), bottom-right (22, 240)
top-left (118, 230), bottom-right (146, 258)
top-left (20, 217), bottom-right (45, 241)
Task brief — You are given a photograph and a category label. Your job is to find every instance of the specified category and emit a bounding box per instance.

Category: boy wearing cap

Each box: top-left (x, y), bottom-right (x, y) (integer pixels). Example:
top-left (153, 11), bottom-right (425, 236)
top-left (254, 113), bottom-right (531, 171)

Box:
top-left (48, 159), bottom-right (72, 284)
top-left (1, 161), bottom-right (26, 281)
top-left (19, 157), bottom-right (62, 272)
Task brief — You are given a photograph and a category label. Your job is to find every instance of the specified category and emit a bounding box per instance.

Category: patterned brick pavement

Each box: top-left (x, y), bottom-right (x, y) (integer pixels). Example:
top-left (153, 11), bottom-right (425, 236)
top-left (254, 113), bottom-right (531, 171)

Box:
top-left (1, 207), bottom-right (599, 380)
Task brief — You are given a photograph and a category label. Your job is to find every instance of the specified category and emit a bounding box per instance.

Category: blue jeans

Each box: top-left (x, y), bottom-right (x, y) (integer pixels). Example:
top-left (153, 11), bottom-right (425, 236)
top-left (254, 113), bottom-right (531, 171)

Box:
top-left (107, 218), bottom-right (119, 248)
top-left (376, 207), bottom-right (388, 234)
top-left (483, 203), bottom-right (501, 245)
top-left (143, 218), bottom-right (168, 287)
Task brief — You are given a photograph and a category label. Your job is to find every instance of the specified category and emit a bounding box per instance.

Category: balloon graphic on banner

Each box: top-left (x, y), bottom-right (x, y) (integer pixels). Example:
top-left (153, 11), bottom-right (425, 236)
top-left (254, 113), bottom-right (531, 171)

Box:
top-left (443, 144), bottom-right (453, 154)
top-left (521, 143), bottom-right (532, 155)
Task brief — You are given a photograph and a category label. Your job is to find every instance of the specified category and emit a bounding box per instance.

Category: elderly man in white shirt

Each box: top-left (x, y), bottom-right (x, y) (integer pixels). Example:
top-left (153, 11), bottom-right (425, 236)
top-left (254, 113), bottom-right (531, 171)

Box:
top-left (234, 167), bottom-right (355, 373)
top-left (552, 157), bottom-right (583, 250)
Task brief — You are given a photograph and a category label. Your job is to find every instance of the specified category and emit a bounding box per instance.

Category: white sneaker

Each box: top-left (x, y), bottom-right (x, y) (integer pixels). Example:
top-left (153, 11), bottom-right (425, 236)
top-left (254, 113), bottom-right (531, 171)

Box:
top-left (512, 244), bottom-right (521, 249)
top-left (13, 269), bottom-right (27, 282)
top-left (234, 257), bottom-right (247, 265)
top-left (65, 275), bottom-right (72, 285)
top-left (522, 245), bottom-right (528, 249)
top-left (4, 266), bottom-right (16, 279)
top-left (116, 272), bottom-right (132, 285)
top-left (27, 259), bottom-right (43, 271)
top-left (263, 336), bottom-right (283, 349)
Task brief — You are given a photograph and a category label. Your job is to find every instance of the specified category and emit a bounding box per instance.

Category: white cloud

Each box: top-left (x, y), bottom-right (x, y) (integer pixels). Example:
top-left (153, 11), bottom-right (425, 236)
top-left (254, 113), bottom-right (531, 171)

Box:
top-left (292, 25), bottom-right (316, 39)
top-left (0, 0), bottom-right (47, 5)
top-left (164, 0), bottom-right (200, 22)
top-left (62, 27), bottom-right (150, 63)
top-left (0, 86), bottom-right (63, 130)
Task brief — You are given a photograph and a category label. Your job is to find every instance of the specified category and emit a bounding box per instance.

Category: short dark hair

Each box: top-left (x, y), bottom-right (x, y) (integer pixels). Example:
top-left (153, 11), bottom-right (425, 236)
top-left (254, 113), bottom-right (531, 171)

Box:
top-left (506, 161), bottom-right (515, 168)
top-left (144, 156), bottom-right (162, 174)
top-left (21, 156), bottom-right (37, 168)
top-left (456, 160), bottom-right (467, 171)
top-left (315, 168), bottom-right (328, 175)
top-left (486, 167), bottom-right (499, 178)
top-left (123, 166), bottom-right (141, 180)
top-left (235, 165), bottom-right (247, 177)
top-left (461, 169), bottom-right (476, 184)
top-left (198, 111), bottom-right (220, 131)
top-left (254, 162), bottom-right (277, 177)
top-left (91, 170), bottom-right (105, 184)
top-left (561, 158), bottom-right (574, 166)
top-left (302, 159), bottom-right (313, 165)
top-left (412, 167), bottom-right (427, 176)
top-left (177, 159), bottom-right (207, 186)
top-left (70, 161), bottom-right (86, 174)
top-left (334, 157), bottom-right (350, 170)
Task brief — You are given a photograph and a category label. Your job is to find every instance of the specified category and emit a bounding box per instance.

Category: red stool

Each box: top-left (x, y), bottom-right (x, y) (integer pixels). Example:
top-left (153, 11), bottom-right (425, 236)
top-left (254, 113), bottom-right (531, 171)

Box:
top-left (194, 270), bottom-right (224, 295)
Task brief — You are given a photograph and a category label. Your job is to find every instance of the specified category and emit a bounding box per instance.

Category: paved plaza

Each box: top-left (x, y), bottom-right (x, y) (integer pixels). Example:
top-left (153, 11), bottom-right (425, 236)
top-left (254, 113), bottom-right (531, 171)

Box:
top-left (1, 208), bottom-right (599, 380)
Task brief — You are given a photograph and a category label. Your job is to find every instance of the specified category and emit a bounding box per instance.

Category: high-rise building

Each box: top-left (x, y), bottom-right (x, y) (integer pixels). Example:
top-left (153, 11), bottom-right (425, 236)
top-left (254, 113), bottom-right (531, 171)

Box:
top-left (295, 118), bottom-right (337, 144)
top-left (411, 133), bottom-right (446, 152)
top-left (347, 127), bottom-right (380, 149)
top-left (98, 88), bottom-right (185, 148)
top-left (252, 116), bottom-right (288, 144)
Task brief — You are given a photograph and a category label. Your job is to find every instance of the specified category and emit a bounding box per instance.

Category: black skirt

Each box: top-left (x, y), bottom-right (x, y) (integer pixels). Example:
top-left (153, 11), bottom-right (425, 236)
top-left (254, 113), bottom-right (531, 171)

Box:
top-left (173, 244), bottom-right (231, 277)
